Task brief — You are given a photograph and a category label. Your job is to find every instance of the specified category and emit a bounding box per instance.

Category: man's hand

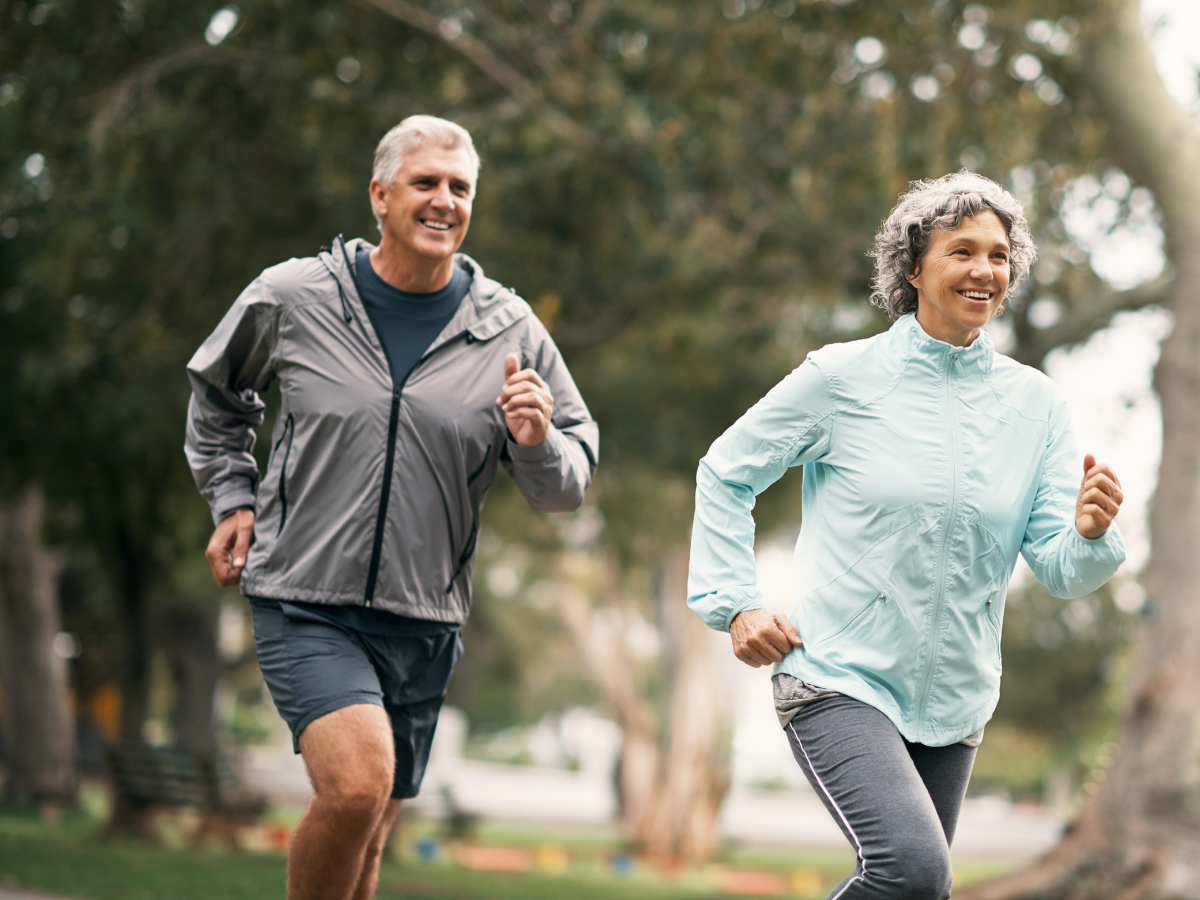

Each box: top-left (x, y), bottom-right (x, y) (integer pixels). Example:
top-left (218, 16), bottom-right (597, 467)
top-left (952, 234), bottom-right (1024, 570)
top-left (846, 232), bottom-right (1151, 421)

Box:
top-left (205, 508), bottom-right (256, 588)
top-left (1076, 453), bottom-right (1123, 539)
top-left (497, 353), bottom-right (554, 447)
top-left (730, 608), bottom-right (803, 668)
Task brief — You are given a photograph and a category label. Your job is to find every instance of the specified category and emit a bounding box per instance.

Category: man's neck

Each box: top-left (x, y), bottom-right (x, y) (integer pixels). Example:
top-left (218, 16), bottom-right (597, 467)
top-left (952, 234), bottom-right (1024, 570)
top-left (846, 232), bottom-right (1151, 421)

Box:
top-left (368, 237), bottom-right (455, 293)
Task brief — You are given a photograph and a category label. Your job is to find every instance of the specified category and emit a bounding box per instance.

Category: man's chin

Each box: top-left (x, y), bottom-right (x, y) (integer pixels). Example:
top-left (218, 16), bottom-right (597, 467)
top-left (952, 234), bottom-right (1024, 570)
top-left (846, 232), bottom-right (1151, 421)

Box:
top-left (408, 238), bottom-right (461, 263)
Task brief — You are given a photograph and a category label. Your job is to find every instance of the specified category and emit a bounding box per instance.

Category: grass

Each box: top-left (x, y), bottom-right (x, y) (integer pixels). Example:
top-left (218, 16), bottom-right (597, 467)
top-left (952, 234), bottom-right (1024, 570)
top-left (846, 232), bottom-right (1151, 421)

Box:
top-left (0, 804), bottom-right (1019, 900)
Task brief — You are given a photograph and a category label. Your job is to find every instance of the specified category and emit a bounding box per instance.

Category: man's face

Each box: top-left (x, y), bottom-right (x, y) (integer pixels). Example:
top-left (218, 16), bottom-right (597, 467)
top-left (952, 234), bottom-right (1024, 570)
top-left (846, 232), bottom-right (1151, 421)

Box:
top-left (370, 144), bottom-right (475, 262)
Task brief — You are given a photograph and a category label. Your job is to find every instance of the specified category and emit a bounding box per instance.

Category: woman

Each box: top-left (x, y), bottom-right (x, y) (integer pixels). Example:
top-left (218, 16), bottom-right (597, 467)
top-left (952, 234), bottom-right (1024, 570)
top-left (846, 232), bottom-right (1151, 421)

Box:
top-left (687, 172), bottom-right (1125, 899)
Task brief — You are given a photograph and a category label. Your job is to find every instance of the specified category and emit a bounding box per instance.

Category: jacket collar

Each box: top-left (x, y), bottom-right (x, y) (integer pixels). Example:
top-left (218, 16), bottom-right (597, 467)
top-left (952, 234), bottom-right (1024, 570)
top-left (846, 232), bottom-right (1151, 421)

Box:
top-left (890, 313), bottom-right (994, 375)
top-left (320, 236), bottom-right (530, 342)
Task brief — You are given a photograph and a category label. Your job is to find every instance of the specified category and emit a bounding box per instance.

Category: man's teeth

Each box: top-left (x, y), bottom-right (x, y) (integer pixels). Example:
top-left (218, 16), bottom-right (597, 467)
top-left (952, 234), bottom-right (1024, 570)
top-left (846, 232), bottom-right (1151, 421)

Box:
top-left (961, 290), bottom-right (991, 300)
top-left (422, 220), bottom-right (451, 231)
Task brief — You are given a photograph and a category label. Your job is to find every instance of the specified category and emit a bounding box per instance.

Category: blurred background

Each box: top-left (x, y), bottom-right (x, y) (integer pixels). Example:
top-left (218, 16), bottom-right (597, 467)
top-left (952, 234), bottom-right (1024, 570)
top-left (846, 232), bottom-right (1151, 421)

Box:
top-left (1, 0), bottom-right (1198, 897)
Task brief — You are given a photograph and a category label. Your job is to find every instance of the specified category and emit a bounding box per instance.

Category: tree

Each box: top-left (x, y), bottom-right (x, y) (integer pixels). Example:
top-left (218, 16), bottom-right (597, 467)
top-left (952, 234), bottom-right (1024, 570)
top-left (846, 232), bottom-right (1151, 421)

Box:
top-left (961, 0), bottom-right (1200, 896)
top-left (0, 487), bottom-right (76, 809)
top-left (1, 0), bottom-right (1175, 857)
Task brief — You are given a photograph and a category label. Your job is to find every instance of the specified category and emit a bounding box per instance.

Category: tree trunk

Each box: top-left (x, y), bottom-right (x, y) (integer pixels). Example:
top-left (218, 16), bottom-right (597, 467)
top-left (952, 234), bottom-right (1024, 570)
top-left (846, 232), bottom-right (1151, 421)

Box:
top-left (556, 546), bottom-right (732, 861)
top-left (644, 546), bottom-right (730, 861)
top-left (555, 554), bottom-right (663, 846)
top-left (102, 524), bottom-right (159, 838)
top-left (166, 605), bottom-right (218, 755)
top-left (961, 0), bottom-right (1200, 896)
top-left (108, 523), bottom-right (153, 746)
top-left (0, 487), bottom-right (77, 808)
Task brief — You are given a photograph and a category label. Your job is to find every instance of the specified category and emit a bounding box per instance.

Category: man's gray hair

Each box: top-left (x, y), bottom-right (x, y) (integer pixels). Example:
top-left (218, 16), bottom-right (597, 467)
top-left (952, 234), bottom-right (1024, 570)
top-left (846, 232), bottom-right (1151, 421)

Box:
top-left (869, 172), bottom-right (1037, 320)
top-left (371, 115), bottom-right (481, 232)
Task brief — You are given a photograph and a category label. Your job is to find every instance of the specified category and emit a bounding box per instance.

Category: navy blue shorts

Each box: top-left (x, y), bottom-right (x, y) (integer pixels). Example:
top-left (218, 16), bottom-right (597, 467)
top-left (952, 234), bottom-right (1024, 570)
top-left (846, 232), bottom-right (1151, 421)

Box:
top-left (249, 598), bottom-right (463, 799)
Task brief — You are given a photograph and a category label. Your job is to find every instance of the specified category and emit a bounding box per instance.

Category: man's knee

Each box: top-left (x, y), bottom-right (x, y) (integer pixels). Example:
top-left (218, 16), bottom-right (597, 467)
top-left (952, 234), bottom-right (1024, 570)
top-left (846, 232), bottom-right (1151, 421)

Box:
top-left (300, 704), bottom-right (395, 821)
top-left (320, 768), bottom-right (393, 820)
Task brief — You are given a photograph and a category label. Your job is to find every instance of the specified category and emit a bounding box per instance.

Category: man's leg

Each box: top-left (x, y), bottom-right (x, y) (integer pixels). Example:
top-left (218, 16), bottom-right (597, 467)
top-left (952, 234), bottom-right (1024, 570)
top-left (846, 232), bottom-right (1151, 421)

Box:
top-left (784, 694), bottom-right (954, 900)
top-left (289, 704), bottom-right (396, 900)
top-left (349, 798), bottom-right (402, 900)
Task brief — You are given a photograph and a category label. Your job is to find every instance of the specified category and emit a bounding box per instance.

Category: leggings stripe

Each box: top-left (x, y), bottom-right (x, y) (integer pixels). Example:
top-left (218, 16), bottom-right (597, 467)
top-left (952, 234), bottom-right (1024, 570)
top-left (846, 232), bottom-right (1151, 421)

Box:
top-left (788, 721), bottom-right (865, 899)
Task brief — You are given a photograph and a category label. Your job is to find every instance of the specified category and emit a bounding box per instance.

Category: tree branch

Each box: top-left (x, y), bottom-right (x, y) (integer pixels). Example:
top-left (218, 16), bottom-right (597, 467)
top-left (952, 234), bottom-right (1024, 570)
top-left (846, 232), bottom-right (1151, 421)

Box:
top-left (351, 0), bottom-right (594, 149)
top-left (1009, 276), bottom-right (1172, 369)
top-left (90, 45), bottom-right (297, 155)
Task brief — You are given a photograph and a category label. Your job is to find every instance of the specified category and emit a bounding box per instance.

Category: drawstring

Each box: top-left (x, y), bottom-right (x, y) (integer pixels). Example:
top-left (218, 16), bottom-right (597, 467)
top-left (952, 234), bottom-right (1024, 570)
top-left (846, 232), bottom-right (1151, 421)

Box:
top-left (334, 234), bottom-right (359, 326)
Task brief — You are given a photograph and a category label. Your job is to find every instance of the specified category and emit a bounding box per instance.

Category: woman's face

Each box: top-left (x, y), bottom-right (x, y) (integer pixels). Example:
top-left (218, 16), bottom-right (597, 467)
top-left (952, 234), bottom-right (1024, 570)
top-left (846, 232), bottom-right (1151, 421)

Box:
top-left (907, 211), bottom-right (1011, 347)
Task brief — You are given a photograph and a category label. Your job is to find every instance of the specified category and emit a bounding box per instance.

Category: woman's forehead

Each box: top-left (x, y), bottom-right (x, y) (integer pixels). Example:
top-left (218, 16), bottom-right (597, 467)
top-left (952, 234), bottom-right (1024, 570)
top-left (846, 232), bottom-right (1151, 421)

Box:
top-left (941, 210), bottom-right (1009, 246)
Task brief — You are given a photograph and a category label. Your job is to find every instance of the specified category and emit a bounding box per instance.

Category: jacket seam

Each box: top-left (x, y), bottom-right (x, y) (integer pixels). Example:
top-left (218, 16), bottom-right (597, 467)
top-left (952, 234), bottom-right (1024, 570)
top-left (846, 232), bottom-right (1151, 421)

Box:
top-left (765, 361), bottom-right (839, 470)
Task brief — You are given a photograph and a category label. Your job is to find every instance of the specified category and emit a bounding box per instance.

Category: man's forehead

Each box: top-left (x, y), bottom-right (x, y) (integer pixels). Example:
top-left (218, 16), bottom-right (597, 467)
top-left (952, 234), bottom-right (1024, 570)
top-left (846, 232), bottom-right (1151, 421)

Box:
top-left (398, 146), bottom-right (476, 182)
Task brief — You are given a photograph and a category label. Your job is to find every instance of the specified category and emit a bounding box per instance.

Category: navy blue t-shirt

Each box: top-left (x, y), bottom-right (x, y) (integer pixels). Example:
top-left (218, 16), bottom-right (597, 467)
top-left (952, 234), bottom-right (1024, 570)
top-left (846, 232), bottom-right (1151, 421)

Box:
top-left (278, 251), bottom-right (472, 637)
top-left (355, 247), bottom-right (470, 383)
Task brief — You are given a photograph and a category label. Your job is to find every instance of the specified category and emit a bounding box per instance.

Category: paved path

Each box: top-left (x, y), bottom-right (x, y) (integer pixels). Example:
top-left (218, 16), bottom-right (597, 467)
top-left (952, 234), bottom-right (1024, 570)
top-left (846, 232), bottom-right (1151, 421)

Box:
top-left (243, 747), bottom-right (1064, 858)
top-left (0, 889), bottom-right (77, 900)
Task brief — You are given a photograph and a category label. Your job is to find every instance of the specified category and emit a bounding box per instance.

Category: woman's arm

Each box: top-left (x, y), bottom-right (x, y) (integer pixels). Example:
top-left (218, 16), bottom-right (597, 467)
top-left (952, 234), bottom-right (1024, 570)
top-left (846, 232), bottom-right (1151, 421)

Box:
top-left (687, 359), bottom-right (836, 633)
top-left (1020, 390), bottom-right (1126, 598)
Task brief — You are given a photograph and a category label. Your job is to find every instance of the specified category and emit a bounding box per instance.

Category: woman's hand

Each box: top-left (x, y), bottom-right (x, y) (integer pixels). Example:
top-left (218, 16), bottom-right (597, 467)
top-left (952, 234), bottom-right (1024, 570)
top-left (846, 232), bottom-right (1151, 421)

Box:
top-left (730, 609), bottom-right (803, 668)
top-left (1076, 454), bottom-right (1123, 539)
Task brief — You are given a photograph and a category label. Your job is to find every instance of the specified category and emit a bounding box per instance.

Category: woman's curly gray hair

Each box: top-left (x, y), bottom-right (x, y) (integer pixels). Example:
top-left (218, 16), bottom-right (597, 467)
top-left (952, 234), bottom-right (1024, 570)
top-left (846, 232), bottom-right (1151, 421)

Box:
top-left (869, 172), bottom-right (1037, 321)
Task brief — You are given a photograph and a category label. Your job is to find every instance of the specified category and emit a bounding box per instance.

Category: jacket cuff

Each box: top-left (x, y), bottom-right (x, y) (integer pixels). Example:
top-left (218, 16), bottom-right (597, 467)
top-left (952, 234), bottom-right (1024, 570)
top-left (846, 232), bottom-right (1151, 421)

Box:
top-left (1071, 521), bottom-right (1126, 562)
top-left (688, 586), bottom-right (766, 633)
top-left (210, 478), bottom-right (258, 527)
top-left (507, 428), bottom-right (559, 463)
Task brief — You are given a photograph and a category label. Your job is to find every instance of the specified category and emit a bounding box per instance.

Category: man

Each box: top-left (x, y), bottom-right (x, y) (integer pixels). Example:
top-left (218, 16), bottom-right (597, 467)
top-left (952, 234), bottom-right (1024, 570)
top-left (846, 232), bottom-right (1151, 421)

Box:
top-left (184, 115), bottom-right (598, 900)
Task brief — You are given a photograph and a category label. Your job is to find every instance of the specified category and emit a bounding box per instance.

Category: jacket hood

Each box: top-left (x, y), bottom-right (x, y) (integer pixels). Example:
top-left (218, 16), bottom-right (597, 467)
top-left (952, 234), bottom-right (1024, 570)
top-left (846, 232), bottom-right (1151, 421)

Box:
top-left (318, 235), bottom-right (531, 343)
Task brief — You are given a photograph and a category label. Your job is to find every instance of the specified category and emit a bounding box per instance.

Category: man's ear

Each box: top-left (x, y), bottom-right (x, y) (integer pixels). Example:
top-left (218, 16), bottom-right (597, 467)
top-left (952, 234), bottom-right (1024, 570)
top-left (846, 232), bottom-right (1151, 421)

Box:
top-left (368, 179), bottom-right (389, 218)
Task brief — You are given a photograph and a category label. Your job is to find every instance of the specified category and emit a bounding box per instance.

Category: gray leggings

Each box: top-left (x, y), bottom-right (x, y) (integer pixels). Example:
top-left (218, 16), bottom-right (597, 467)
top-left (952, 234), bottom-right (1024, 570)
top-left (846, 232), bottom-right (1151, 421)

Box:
top-left (784, 693), bottom-right (976, 899)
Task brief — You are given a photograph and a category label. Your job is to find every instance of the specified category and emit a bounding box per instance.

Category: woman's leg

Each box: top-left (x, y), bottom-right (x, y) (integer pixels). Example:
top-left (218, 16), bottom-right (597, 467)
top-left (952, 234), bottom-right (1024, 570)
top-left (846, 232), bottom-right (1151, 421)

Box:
top-left (784, 694), bottom-right (954, 900)
top-left (905, 740), bottom-right (977, 846)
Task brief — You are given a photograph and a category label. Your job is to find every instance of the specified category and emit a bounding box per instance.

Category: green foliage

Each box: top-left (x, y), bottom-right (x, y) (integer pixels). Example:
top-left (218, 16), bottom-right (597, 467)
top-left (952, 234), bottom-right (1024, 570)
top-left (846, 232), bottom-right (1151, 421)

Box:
top-left (0, 0), bottom-right (1149, 743)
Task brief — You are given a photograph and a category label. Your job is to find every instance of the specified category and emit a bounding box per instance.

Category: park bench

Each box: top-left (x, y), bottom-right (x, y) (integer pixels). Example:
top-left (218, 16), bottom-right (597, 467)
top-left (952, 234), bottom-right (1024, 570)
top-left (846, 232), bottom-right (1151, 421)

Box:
top-left (105, 744), bottom-right (267, 849)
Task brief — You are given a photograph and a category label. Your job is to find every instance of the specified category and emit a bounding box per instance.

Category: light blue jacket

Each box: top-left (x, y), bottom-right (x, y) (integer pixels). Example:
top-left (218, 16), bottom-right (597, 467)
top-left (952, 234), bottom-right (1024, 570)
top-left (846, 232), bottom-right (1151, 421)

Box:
top-left (688, 314), bottom-right (1125, 746)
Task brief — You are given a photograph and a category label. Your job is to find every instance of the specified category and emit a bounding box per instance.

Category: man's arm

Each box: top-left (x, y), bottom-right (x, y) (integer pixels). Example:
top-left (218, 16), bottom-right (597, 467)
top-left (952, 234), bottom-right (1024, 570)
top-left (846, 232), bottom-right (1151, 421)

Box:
top-left (184, 274), bottom-right (281, 583)
top-left (497, 329), bottom-right (598, 513)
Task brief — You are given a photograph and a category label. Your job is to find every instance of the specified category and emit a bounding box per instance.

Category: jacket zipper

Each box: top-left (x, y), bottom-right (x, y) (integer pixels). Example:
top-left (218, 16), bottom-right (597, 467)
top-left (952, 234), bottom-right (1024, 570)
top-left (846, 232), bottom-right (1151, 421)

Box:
top-left (364, 385), bottom-right (401, 606)
top-left (915, 350), bottom-right (959, 736)
top-left (818, 592), bottom-right (887, 649)
top-left (337, 236), bottom-right (480, 607)
top-left (274, 414), bottom-right (295, 537)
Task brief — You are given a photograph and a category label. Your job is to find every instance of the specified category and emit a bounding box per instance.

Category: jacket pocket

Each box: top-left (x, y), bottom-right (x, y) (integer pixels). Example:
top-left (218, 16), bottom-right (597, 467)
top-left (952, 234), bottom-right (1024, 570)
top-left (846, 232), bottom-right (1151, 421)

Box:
top-left (984, 593), bottom-right (1003, 670)
top-left (445, 446), bottom-right (490, 593)
top-left (814, 591), bottom-right (888, 650)
top-left (274, 414), bottom-right (295, 537)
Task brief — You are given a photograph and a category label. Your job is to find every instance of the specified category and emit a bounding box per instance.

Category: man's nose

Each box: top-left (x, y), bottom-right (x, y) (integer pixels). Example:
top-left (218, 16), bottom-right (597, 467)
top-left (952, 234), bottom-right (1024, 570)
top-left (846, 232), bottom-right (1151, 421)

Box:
top-left (430, 184), bottom-right (455, 211)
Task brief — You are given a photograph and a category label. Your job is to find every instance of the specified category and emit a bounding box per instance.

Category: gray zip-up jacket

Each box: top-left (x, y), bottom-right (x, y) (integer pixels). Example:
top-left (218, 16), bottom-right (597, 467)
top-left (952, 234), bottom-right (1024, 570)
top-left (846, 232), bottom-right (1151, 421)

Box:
top-left (185, 237), bottom-right (598, 622)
